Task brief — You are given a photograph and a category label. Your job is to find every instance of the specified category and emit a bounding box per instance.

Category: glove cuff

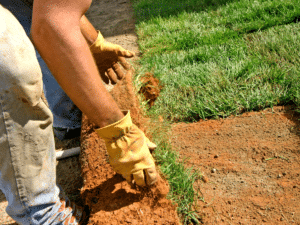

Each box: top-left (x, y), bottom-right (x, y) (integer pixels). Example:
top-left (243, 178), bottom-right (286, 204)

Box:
top-left (95, 110), bottom-right (132, 140)
top-left (90, 30), bottom-right (105, 53)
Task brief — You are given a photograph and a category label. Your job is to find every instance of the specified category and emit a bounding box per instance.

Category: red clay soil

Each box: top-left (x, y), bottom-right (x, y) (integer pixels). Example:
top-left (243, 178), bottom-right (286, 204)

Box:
top-left (138, 72), bottom-right (163, 107)
top-left (171, 106), bottom-right (300, 224)
top-left (79, 69), bottom-right (180, 225)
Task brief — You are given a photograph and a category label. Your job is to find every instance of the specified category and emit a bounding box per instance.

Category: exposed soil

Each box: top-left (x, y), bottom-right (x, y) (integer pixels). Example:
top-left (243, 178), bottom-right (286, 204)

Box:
top-left (138, 72), bottom-right (163, 107)
top-left (171, 106), bottom-right (300, 224)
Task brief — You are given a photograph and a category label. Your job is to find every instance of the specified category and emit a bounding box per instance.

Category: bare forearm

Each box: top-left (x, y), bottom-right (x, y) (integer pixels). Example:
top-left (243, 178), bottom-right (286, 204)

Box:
top-left (31, 8), bottom-right (123, 127)
top-left (80, 15), bottom-right (98, 46)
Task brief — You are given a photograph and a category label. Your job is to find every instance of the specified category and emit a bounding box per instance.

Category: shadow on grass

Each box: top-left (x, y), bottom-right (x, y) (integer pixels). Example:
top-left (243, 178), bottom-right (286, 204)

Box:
top-left (130, 0), bottom-right (238, 24)
top-left (131, 0), bottom-right (300, 39)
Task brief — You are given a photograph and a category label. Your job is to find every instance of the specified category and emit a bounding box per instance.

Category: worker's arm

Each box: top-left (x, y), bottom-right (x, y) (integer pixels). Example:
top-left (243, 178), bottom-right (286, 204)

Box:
top-left (31, 0), bottom-right (124, 128)
top-left (80, 15), bottom-right (98, 46)
top-left (31, 0), bottom-right (158, 186)
top-left (80, 15), bottom-right (135, 84)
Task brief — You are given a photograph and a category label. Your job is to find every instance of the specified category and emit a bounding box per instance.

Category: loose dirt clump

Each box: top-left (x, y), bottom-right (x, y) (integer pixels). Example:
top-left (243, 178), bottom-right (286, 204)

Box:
top-left (171, 106), bottom-right (300, 224)
top-left (138, 72), bottom-right (163, 107)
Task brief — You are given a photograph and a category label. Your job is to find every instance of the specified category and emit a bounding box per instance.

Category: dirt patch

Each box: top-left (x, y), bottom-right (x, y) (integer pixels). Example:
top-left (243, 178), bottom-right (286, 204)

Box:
top-left (138, 72), bottom-right (163, 107)
top-left (171, 106), bottom-right (300, 224)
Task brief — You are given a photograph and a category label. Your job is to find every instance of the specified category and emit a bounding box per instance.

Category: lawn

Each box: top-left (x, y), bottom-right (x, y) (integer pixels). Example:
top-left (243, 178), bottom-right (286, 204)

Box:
top-left (132, 0), bottom-right (300, 122)
top-left (130, 0), bottom-right (300, 223)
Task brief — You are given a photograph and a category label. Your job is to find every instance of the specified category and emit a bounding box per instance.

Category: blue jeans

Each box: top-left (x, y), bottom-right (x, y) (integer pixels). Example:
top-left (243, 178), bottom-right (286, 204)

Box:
top-left (0, 4), bottom-right (82, 224)
top-left (1, 0), bottom-right (82, 133)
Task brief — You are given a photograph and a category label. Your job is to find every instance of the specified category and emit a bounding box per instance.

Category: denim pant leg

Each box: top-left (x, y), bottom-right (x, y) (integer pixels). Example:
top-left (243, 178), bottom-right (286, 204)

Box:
top-left (0, 5), bottom-right (81, 224)
top-left (1, 0), bottom-right (82, 131)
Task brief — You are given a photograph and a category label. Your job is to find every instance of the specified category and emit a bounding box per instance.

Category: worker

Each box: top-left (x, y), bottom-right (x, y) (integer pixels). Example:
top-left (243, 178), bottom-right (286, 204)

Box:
top-left (0, 0), bottom-right (158, 223)
top-left (2, 0), bottom-right (131, 141)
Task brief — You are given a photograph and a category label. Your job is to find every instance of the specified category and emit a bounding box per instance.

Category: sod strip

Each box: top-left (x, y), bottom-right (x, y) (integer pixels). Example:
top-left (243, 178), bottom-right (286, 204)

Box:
top-left (134, 0), bottom-right (300, 57)
top-left (136, 23), bottom-right (300, 122)
top-left (132, 0), bottom-right (300, 122)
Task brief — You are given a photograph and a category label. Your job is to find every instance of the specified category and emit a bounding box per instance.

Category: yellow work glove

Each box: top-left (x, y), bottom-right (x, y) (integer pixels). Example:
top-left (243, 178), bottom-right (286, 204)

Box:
top-left (95, 111), bottom-right (158, 186)
top-left (90, 31), bottom-right (135, 85)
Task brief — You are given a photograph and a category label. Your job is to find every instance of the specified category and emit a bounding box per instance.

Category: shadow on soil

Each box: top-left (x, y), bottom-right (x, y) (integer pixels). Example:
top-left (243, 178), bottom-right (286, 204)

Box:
top-left (0, 192), bottom-right (6, 204)
top-left (281, 105), bottom-right (300, 138)
top-left (0, 137), bottom-right (83, 206)
top-left (81, 174), bottom-right (142, 212)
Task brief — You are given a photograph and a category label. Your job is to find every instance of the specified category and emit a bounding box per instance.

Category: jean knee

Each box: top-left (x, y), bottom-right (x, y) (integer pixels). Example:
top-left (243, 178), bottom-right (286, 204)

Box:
top-left (0, 5), bottom-right (43, 107)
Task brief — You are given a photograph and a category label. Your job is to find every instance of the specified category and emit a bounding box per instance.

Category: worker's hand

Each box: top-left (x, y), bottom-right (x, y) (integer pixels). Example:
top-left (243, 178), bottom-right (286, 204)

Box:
top-left (90, 31), bottom-right (135, 85)
top-left (95, 111), bottom-right (158, 186)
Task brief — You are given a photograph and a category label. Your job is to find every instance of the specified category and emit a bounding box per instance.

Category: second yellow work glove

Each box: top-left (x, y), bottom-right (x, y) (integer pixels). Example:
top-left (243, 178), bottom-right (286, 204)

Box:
top-left (95, 111), bottom-right (158, 186)
top-left (90, 31), bottom-right (135, 86)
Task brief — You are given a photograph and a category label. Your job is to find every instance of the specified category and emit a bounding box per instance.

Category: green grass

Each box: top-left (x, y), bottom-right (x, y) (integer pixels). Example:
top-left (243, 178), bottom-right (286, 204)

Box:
top-left (130, 0), bottom-right (300, 223)
top-left (134, 0), bottom-right (300, 56)
top-left (132, 0), bottom-right (300, 122)
top-left (136, 24), bottom-right (300, 122)
top-left (146, 118), bottom-right (202, 224)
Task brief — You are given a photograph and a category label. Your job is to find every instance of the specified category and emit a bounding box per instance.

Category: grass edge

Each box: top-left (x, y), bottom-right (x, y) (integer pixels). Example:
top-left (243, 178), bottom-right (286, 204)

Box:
top-left (131, 60), bottom-right (203, 224)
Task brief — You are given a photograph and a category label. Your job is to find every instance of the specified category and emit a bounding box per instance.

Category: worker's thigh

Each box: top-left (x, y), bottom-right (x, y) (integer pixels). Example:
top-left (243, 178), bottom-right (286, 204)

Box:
top-left (0, 3), bottom-right (58, 218)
